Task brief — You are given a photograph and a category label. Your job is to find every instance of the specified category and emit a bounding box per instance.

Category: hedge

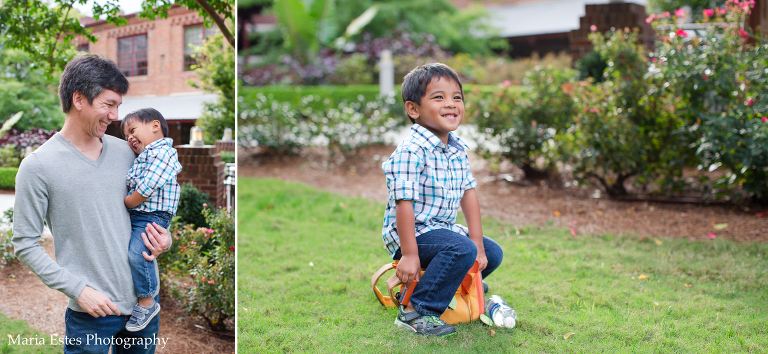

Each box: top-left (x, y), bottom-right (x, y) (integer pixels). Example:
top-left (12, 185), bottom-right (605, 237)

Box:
top-left (0, 168), bottom-right (17, 189)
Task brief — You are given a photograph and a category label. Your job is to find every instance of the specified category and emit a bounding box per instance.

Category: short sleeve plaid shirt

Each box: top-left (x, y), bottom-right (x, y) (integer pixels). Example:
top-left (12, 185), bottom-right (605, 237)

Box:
top-left (381, 124), bottom-right (478, 258)
top-left (126, 137), bottom-right (182, 214)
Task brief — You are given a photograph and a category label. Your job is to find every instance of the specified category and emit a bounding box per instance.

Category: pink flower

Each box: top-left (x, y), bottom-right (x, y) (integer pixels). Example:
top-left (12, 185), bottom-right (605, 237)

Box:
top-left (745, 98), bottom-right (755, 106)
top-left (207, 228), bottom-right (214, 233)
top-left (738, 29), bottom-right (749, 42)
top-left (663, 11), bottom-right (671, 17)
top-left (709, 233), bottom-right (716, 239)
top-left (590, 25), bottom-right (597, 31)
top-left (645, 14), bottom-right (655, 23)
top-left (652, 57), bottom-right (658, 62)
top-left (702, 74), bottom-right (709, 79)
top-left (676, 29), bottom-right (688, 37)
top-left (674, 8), bottom-right (685, 17)
top-left (590, 108), bottom-right (599, 113)
top-left (531, 120), bottom-right (537, 127)
top-left (669, 105), bottom-right (676, 110)
top-left (662, 36), bottom-right (671, 41)
top-left (762, 117), bottom-right (768, 122)
top-left (718, 8), bottom-right (727, 15)
top-left (208, 280), bottom-right (215, 284)
top-left (202, 203), bottom-right (208, 207)
top-left (703, 9), bottom-right (714, 17)
top-left (201, 276), bottom-right (206, 280)
top-left (230, 246), bottom-right (235, 251)
top-left (503, 80), bottom-right (511, 86)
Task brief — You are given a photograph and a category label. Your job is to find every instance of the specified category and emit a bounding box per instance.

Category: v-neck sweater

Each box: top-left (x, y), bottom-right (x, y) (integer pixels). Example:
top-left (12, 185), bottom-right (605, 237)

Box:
top-left (12, 133), bottom-right (146, 314)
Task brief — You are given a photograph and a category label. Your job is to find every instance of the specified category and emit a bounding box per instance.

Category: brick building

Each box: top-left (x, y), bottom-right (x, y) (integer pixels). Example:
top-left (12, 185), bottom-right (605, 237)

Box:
top-left (74, 5), bottom-right (219, 145)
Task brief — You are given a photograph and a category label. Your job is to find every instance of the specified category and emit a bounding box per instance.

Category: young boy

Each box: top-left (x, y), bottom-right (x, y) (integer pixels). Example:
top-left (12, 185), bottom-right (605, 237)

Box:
top-left (382, 63), bottom-right (504, 337)
top-left (121, 108), bottom-right (182, 332)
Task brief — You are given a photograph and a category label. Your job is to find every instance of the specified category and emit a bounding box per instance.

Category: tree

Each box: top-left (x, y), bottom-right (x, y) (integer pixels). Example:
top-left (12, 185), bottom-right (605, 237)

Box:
top-left (187, 31), bottom-right (234, 145)
top-left (0, 0), bottom-right (234, 74)
top-left (0, 46), bottom-right (65, 131)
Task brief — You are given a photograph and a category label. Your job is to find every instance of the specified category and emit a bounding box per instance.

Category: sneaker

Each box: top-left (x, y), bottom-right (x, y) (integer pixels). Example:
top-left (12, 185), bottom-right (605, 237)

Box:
top-left (125, 302), bottom-right (160, 332)
top-left (394, 306), bottom-right (456, 337)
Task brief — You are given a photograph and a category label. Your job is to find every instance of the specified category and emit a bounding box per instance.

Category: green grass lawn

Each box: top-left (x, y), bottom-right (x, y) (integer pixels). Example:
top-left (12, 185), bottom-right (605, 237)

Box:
top-left (238, 178), bottom-right (768, 353)
top-left (0, 312), bottom-right (59, 354)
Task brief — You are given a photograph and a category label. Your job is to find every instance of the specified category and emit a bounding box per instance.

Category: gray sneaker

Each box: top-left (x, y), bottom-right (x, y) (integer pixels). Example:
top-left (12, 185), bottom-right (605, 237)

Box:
top-left (125, 302), bottom-right (160, 332)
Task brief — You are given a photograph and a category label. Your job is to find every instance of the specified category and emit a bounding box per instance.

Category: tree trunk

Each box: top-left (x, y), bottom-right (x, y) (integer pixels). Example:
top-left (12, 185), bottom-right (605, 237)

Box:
top-left (520, 163), bottom-right (550, 180)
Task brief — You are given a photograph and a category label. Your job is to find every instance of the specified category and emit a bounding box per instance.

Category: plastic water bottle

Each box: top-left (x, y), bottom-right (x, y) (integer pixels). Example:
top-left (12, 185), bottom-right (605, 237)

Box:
top-left (485, 295), bottom-right (517, 328)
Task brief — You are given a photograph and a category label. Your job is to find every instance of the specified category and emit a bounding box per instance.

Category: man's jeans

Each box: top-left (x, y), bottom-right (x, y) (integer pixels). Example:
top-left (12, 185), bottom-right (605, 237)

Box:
top-left (64, 298), bottom-right (160, 353)
top-left (128, 210), bottom-right (172, 298)
top-left (394, 229), bottom-right (504, 317)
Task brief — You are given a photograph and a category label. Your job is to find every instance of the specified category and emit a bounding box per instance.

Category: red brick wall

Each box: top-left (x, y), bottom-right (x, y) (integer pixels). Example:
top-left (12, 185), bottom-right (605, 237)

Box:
top-left (569, 3), bottom-right (655, 62)
top-left (175, 145), bottom-right (226, 208)
top-left (75, 6), bottom-right (206, 97)
top-left (215, 140), bottom-right (235, 154)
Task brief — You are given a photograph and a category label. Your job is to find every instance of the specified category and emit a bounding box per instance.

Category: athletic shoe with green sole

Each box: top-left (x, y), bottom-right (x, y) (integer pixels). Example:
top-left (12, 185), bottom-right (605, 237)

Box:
top-left (395, 306), bottom-right (456, 337)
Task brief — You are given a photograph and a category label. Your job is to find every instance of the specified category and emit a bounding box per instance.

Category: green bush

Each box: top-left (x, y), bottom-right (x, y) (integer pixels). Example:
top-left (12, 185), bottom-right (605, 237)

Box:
top-left (220, 151), bottom-right (235, 164)
top-left (162, 208), bottom-right (234, 332)
top-left (328, 53), bottom-right (374, 85)
top-left (0, 167), bottom-right (17, 189)
top-left (1, 208), bottom-right (14, 269)
top-left (0, 146), bottom-right (20, 168)
top-left (575, 50), bottom-right (607, 83)
top-left (176, 184), bottom-right (210, 227)
top-left (474, 67), bottom-right (576, 179)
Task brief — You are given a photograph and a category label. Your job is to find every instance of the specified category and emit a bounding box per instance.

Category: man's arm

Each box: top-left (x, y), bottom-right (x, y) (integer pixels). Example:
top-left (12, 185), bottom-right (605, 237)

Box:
top-left (395, 199), bottom-right (420, 286)
top-left (460, 188), bottom-right (487, 271)
top-left (12, 155), bottom-right (119, 317)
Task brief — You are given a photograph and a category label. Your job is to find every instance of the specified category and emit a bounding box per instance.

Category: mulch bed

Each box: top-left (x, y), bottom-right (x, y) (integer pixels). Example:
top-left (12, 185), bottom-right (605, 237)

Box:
top-left (239, 145), bottom-right (768, 243)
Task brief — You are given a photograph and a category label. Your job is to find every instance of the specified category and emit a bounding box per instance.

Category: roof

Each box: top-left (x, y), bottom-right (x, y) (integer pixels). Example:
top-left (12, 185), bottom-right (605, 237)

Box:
top-left (488, 0), bottom-right (649, 38)
top-left (118, 93), bottom-right (218, 121)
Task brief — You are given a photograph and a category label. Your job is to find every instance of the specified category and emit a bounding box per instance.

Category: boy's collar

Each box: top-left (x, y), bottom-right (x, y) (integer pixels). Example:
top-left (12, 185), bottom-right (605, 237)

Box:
top-left (410, 124), bottom-right (469, 152)
top-left (145, 137), bottom-right (174, 149)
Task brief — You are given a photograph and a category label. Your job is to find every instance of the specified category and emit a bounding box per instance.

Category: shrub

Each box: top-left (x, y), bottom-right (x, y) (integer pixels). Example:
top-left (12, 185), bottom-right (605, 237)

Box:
top-left (162, 208), bottom-right (234, 332)
top-left (176, 184), bottom-right (210, 227)
top-left (328, 53), bottom-right (374, 85)
top-left (0, 167), bottom-right (17, 189)
top-left (0, 146), bottom-right (20, 168)
top-left (649, 2), bottom-right (768, 202)
top-left (575, 50), bottom-right (607, 83)
top-left (1, 208), bottom-right (14, 269)
top-left (474, 67), bottom-right (576, 179)
top-left (219, 151), bottom-right (235, 164)
top-left (238, 94), bottom-right (320, 155)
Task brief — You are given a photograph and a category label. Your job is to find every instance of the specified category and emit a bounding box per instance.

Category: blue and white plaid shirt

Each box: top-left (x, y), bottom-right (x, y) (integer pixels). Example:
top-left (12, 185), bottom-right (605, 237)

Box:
top-left (381, 124), bottom-right (478, 258)
top-left (127, 138), bottom-right (182, 214)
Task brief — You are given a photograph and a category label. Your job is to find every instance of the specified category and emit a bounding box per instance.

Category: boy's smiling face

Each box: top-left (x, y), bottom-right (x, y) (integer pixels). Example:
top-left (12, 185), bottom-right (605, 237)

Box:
top-left (405, 77), bottom-right (464, 144)
top-left (122, 119), bottom-right (163, 154)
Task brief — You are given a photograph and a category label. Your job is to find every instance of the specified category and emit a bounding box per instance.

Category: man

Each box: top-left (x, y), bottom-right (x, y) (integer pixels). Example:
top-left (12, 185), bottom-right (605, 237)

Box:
top-left (12, 54), bottom-right (171, 353)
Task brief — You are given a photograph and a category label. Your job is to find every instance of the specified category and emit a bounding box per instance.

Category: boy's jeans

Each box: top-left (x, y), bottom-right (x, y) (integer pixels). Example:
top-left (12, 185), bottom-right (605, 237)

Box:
top-left (394, 229), bottom-right (504, 317)
top-left (128, 210), bottom-right (172, 298)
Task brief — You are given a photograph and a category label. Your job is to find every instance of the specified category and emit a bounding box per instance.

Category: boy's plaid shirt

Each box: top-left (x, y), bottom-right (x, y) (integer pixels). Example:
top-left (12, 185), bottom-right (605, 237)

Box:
top-left (127, 138), bottom-right (182, 214)
top-left (381, 124), bottom-right (477, 258)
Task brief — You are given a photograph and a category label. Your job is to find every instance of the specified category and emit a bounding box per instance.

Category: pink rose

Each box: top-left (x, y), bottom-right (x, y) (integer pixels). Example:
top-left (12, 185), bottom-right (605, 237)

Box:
top-left (702, 74), bottom-right (708, 79)
top-left (674, 8), bottom-right (685, 17)
top-left (230, 246), bottom-right (235, 251)
top-left (738, 29), bottom-right (749, 42)
top-left (703, 9), bottom-right (714, 17)
top-left (718, 8), bottom-right (727, 15)
top-left (652, 57), bottom-right (658, 62)
top-left (202, 203), bottom-right (208, 207)
top-left (645, 14), bottom-right (655, 23)
top-left (590, 25), bottom-right (597, 31)
top-left (208, 280), bottom-right (215, 284)
top-left (676, 29), bottom-right (688, 37)
top-left (663, 11), bottom-right (671, 17)
top-left (201, 276), bottom-right (206, 280)
top-left (745, 98), bottom-right (755, 106)
top-left (762, 117), bottom-right (768, 122)
top-left (503, 80), bottom-right (511, 87)
top-left (208, 228), bottom-right (214, 233)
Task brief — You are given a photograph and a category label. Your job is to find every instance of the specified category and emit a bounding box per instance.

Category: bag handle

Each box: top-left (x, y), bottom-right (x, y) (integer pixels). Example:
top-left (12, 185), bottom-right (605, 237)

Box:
top-left (372, 262), bottom-right (397, 306)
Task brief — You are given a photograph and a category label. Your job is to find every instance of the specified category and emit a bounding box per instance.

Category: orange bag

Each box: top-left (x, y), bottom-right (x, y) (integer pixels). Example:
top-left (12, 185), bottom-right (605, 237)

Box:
top-left (371, 260), bottom-right (485, 324)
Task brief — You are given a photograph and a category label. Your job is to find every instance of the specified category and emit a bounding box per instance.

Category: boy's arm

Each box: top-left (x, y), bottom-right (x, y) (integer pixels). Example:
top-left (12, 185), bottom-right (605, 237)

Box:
top-left (460, 188), bottom-right (487, 271)
top-left (124, 192), bottom-right (148, 209)
top-left (395, 199), bottom-right (420, 287)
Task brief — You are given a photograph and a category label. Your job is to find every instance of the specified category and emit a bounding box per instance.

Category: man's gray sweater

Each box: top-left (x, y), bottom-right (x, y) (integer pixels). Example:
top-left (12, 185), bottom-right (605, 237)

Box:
top-left (12, 133), bottom-right (150, 315)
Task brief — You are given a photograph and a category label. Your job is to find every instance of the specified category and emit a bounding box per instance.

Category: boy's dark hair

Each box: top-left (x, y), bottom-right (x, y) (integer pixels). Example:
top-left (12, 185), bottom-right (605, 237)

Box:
top-left (59, 54), bottom-right (129, 113)
top-left (401, 63), bottom-right (464, 123)
top-left (121, 108), bottom-right (169, 138)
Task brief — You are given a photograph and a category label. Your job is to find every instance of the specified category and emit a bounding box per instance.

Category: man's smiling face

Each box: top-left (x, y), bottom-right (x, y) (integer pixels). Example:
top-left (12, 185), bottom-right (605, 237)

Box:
top-left (78, 89), bottom-right (122, 138)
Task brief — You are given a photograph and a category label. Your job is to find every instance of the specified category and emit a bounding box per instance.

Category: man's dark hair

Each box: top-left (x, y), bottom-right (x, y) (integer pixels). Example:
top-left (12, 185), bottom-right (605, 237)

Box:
top-left (59, 54), bottom-right (129, 113)
top-left (121, 108), bottom-right (169, 138)
top-left (401, 63), bottom-right (464, 123)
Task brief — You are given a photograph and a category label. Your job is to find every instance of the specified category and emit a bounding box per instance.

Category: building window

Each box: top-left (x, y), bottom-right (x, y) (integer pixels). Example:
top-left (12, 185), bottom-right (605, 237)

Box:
top-left (184, 25), bottom-right (219, 71)
top-left (77, 43), bottom-right (88, 52)
top-left (118, 34), bottom-right (148, 77)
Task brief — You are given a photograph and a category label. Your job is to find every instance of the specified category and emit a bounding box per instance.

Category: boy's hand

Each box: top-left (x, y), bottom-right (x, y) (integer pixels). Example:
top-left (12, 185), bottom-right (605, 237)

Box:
top-left (475, 250), bottom-right (488, 272)
top-left (396, 254), bottom-right (421, 287)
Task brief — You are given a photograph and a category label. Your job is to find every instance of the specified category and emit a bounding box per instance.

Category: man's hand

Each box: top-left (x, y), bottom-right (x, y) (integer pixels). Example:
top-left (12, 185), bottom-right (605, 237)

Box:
top-left (77, 286), bottom-right (120, 318)
top-left (141, 222), bottom-right (171, 261)
top-left (396, 254), bottom-right (421, 287)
